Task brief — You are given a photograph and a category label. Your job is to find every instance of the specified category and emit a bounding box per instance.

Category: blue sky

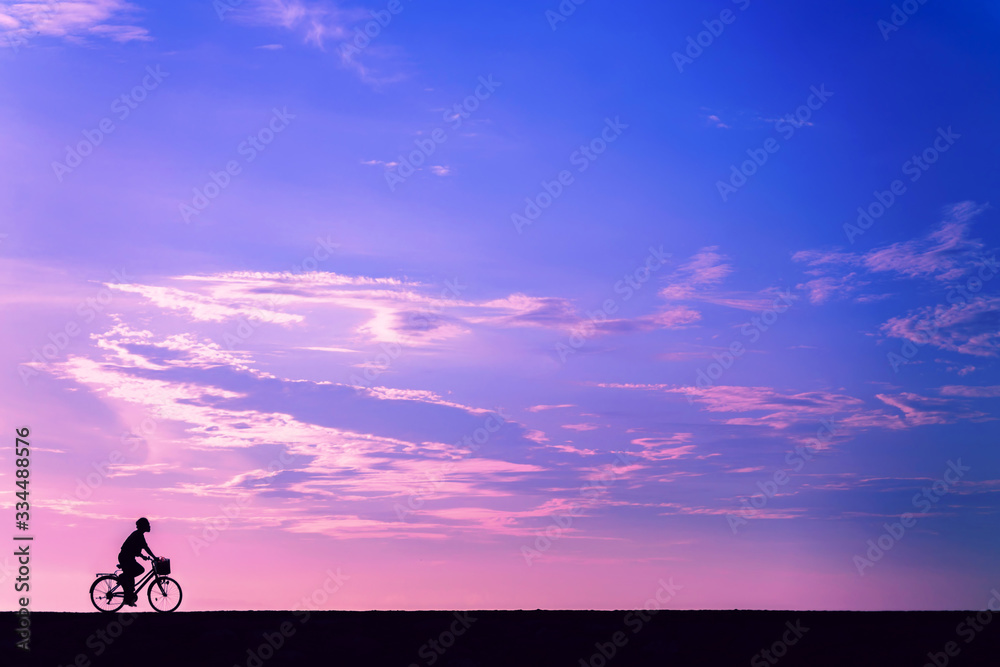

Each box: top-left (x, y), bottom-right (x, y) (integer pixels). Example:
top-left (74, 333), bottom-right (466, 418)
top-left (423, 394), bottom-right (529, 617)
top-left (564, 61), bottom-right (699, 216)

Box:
top-left (1, 0), bottom-right (999, 611)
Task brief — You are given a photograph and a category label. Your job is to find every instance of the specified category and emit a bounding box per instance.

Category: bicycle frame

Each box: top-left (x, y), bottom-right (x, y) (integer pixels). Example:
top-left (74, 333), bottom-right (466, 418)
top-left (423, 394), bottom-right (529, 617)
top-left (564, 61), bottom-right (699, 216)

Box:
top-left (98, 563), bottom-right (164, 599)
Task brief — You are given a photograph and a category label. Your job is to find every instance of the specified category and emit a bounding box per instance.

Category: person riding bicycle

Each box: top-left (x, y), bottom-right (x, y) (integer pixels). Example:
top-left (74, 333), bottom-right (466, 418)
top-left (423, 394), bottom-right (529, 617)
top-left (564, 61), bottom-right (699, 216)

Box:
top-left (119, 517), bottom-right (156, 607)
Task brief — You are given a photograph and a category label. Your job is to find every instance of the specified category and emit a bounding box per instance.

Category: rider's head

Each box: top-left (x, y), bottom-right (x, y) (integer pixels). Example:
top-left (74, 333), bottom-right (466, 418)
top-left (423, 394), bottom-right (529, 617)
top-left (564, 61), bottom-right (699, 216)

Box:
top-left (136, 517), bottom-right (151, 533)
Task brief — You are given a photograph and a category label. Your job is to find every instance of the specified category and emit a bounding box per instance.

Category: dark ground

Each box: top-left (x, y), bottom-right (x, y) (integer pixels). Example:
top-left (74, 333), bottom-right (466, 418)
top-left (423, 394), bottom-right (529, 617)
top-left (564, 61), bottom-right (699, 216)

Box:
top-left (4, 610), bottom-right (1000, 666)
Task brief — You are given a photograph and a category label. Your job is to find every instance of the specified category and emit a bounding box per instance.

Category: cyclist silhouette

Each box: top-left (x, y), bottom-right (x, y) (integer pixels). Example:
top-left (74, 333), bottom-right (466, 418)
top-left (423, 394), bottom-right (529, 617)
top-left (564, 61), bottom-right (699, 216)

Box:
top-left (119, 517), bottom-right (156, 607)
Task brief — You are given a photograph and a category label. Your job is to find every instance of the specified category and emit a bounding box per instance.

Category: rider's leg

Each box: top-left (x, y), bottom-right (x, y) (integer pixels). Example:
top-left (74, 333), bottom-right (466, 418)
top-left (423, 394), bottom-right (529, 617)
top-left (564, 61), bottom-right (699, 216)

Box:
top-left (118, 552), bottom-right (134, 601)
top-left (120, 571), bottom-right (134, 601)
top-left (120, 559), bottom-right (143, 602)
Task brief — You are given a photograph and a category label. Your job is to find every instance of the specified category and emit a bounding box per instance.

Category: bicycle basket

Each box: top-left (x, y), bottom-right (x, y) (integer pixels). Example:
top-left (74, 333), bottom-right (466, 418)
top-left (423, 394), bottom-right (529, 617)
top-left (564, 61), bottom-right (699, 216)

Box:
top-left (153, 557), bottom-right (171, 575)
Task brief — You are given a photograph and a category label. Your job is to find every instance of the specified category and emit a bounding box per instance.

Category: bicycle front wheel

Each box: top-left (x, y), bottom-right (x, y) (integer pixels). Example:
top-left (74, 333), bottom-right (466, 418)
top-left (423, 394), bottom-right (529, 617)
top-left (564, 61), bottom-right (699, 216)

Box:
top-left (90, 575), bottom-right (125, 613)
top-left (148, 576), bottom-right (182, 612)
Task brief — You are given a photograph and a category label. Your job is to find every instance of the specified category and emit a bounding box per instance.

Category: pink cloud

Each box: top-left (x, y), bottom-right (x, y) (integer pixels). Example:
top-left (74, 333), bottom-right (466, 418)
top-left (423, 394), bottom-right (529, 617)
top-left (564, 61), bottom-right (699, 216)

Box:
top-left (862, 219), bottom-right (986, 281)
top-left (659, 246), bottom-right (732, 301)
top-left (547, 443), bottom-right (599, 456)
top-left (590, 306), bottom-right (701, 333)
top-left (476, 293), bottom-right (699, 337)
top-left (655, 248), bottom-right (791, 313)
top-left (790, 249), bottom-right (857, 268)
top-left (651, 306), bottom-right (702, 327)
top-left (671, 385), bottom-right (863, 416)
top-left (704, 113), bottom-right (730, 129)
top-left (562, 423), bottom-right (601, 432)
top-left (692, 294), bottom-right (786, 311)
top-left (478, 293), bottom-right (579, 329)
top-left (944, 200), bottom-right (992, 224)
top-left (881, 296), bottom-right (1000, 357)
top-left (524, 429), bottom-right (549, 443)
top-left (111, 283), bottom-right (304, 325)
top-left (796, 273), bottom-right (868, 305)
top-left (875, 392), bottom-right (956, 427)
top-left (940, 385), bottom-right (1000, 398)
top-left (596, 382), bottom-right (985, 438)
top-left (794, 203), bottom-right (992, 303)
top-left (235, 0), bottom-right (363, 51)
top-left (0, 0), bottom-right (151, 45)
top-left (630, 435), bottom-right (697, 461)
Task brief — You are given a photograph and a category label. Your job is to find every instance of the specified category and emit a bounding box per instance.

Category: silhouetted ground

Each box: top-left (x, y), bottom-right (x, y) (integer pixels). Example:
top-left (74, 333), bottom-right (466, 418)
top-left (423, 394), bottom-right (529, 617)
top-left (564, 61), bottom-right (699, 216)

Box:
top-left (5, 610), bottom-right (1000, 666)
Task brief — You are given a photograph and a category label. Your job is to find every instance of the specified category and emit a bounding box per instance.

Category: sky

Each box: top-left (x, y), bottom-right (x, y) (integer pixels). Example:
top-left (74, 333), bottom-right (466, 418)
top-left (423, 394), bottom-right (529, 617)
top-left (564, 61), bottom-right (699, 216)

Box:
top-left (0, 0), bottom-right (999, 613)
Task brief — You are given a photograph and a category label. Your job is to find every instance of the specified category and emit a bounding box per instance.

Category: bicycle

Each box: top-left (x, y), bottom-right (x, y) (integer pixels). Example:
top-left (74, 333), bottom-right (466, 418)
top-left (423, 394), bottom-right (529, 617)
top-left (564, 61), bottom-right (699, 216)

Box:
top-left (90, 556), bottom-right (183, 613)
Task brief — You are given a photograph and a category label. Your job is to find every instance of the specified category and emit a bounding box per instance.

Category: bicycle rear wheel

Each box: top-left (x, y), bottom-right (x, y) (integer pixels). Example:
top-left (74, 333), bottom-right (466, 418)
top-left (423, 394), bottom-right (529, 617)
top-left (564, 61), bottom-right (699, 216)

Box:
top-left (90, 575), bottom-right (125, 613)
top-left (148, 576), bottom-right (182, 612)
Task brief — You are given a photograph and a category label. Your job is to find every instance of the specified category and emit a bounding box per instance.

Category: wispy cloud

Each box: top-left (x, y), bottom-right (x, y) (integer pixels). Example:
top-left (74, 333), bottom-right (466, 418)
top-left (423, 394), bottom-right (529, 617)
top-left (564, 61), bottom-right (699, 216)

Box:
top-left (793, 202), bottom-right (993, 304)
top-left (110, 283), bottom-right (304, 325)
top-left (658, 247), bottom-right (790, 312)
top-left (793, 203), bottom-right (999, 360)
top-left (939, 385), bottom-right (1000, 398)
top-left (0, 0), bottom-right (150, 45)
top-left (238, 0), bottom-right (354, 49)
top-left (659, 247), bottom-right (732, 301)
top-left (874, 392), bottom-right (964, 427)
top-left (561, 423), bottom-right (600, 432)
top-left (233, 0), bottom-right (409, 84)
top-left (797, 273), bottom-right (868, 305)
top-left (477, 294), bottom-right (579, 329)
top-left (595, 382), bottom-right (985, 437)
top-left (473, 294), bottom-right (698, 335)
top-left (704, 113), bottom-right (729, 129)
top-left (527, 404), bottom-right (575, 413)
top-left (881, 296), bottom-right (1000, 357)
top-left (863, 214), bottom-right (988, 281)
top-left (630, 434), bottom-right (696, 461)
